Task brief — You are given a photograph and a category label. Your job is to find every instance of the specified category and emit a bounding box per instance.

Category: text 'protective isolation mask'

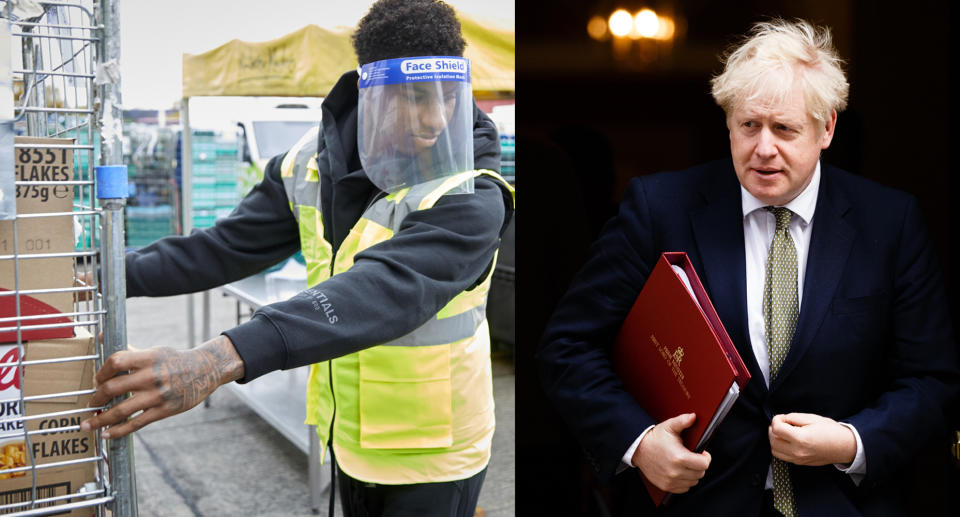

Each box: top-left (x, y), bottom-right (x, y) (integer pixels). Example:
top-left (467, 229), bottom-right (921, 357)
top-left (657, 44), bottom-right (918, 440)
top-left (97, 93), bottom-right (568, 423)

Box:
top-left (358, 56), bottom-right (474, 194)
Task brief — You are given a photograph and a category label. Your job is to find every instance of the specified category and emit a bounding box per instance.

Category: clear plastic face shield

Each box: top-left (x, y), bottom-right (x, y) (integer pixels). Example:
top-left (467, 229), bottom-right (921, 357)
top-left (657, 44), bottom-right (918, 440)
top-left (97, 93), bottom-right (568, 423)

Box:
top-left (358, 56), bottom-right (474, 194)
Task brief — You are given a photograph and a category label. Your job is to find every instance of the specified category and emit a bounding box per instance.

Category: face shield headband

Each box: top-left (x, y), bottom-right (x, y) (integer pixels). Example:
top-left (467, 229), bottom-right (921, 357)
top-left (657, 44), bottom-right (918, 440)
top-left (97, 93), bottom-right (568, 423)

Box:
top-left (358, 56), bottom-right (474, 194)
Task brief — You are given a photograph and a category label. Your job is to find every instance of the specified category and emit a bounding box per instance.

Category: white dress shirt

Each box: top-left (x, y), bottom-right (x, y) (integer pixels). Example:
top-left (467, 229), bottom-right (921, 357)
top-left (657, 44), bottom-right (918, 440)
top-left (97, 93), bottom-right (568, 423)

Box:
top-left (621, 162), bottom-right (866, 486)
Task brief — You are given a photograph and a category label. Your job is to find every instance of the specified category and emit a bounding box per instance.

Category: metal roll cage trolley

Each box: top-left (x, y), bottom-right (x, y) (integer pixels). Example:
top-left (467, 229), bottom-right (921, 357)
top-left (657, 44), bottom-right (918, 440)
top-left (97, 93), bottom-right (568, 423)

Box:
top-left (1, 1), bottom-right (136, 516)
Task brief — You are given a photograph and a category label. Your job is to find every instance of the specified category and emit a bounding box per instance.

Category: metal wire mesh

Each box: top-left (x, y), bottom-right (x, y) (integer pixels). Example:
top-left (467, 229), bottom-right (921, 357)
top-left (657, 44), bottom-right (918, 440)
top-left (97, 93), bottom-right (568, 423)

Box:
top-left (1, 1), bottom-right (130, 515)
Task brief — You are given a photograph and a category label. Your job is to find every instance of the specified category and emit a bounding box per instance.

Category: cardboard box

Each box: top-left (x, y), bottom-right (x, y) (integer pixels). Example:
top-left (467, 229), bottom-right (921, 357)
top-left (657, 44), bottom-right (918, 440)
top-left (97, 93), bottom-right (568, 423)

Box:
top-left (0, 137), bottom-right (76, 343)
top-left (0, 327), bottom-right (97, 516)
top-left (0, 464), bottom-right (95, 516)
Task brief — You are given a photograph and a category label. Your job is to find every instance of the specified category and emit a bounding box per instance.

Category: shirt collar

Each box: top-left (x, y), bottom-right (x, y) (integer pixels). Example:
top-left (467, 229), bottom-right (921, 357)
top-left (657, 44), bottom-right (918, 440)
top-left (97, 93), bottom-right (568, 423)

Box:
top-left (740, 161), bottom-right (820, 225)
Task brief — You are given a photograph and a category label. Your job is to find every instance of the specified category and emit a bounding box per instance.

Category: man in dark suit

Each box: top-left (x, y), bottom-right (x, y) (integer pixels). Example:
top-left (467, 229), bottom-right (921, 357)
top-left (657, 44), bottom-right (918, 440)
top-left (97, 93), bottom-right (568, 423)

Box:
top-left (537, 19), bottom-right (958, 516)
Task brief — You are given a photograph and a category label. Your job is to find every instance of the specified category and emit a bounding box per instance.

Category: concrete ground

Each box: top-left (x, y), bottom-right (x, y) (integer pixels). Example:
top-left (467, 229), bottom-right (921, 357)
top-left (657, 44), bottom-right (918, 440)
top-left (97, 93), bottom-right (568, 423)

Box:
top-left (124, 291), bottom-right (515, 516)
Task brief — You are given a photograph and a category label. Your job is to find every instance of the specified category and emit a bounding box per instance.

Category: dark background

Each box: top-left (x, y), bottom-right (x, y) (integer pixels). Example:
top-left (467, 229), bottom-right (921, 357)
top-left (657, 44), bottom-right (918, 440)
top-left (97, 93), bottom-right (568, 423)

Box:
top-left (515, 1), bottom-right (959, 515)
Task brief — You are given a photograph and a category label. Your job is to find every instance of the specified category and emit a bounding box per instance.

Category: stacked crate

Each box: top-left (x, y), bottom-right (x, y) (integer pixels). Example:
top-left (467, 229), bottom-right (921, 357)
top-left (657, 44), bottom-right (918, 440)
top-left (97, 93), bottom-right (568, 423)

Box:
top-left (500, 132), bottom-right (515, 179)
top-left (190, 130), bottom-right (218, 229)
top-left (125, 204), bottom-right (176, 248)
top-left (214, 137), bottom-right (241, 221)
top-left (72, 127), bottom-right (100, 251)
top-left (191, 130), bottom-right (240, 230)
top-left (489, 104), bottom-right (515, 182)
top-left (124, 125), bottom-right (178, 249)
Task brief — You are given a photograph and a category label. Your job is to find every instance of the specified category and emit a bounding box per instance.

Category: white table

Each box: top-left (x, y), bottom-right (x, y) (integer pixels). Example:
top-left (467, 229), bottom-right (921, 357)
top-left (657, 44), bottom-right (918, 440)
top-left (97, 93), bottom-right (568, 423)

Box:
top-left (209, 274), bottom-right (330, 514)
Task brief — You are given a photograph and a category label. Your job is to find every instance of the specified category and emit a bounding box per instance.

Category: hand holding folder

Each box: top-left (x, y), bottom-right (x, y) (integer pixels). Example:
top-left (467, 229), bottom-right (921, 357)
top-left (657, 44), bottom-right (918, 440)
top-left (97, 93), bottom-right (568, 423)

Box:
top-left (631, 411), bottom-right (712, 497)
top-left (613, 252), bottom-right (750, 505)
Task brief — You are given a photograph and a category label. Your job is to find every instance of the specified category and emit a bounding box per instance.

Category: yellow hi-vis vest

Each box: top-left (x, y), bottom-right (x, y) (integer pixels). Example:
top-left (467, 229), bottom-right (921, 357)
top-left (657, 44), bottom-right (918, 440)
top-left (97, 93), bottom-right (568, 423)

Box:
top-left (279, 128), bottom-right (515, 484)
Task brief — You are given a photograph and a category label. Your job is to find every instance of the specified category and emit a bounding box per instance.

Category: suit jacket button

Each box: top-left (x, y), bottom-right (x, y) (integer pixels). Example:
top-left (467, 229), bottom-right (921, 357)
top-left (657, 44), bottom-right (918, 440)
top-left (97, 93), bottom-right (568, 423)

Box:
top-left (751, 474), bottom-right (762, 487)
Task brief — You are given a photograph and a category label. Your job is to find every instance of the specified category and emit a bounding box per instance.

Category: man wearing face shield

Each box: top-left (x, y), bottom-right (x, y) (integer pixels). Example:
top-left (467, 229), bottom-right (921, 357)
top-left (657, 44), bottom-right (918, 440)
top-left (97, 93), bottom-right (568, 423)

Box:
top-left (359, 57), bottom-right (476, 195)
top-left (79, 1), bottom-right (514, 515)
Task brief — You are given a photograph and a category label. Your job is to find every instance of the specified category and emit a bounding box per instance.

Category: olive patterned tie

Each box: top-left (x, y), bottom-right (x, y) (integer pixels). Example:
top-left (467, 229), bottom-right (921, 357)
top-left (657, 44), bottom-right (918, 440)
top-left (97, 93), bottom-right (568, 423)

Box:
top-left (763, 206), bottom-right (799, 517)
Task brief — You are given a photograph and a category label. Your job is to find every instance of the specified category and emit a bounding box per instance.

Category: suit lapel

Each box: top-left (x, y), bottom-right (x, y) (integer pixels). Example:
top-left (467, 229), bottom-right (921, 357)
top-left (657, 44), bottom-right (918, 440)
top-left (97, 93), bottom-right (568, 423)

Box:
top-left (690, 164), bottom-right (767, 400)
top-left (771, 166), bottom-right (854, 391)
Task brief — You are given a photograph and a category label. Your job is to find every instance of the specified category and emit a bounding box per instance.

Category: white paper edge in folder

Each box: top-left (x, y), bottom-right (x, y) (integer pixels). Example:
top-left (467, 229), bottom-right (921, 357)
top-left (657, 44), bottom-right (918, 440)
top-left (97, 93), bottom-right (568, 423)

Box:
top-left (671, 265), bottom-right (701, 310)
top-left (695, 382), bottom-right (740, 451)
top-left (671, 265), bottom-right (739, 452)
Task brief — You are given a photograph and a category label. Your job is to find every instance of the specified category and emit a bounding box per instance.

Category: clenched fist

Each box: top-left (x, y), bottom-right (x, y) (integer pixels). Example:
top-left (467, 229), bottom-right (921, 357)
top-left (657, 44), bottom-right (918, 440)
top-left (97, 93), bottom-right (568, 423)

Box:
top-left (633, 413), bottom-right (712, 494)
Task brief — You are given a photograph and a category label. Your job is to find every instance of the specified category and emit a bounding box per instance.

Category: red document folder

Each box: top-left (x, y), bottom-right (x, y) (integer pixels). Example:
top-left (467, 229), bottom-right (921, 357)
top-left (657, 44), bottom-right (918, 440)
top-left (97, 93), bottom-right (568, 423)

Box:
top-left (613, 252), bottom-right (750, 506)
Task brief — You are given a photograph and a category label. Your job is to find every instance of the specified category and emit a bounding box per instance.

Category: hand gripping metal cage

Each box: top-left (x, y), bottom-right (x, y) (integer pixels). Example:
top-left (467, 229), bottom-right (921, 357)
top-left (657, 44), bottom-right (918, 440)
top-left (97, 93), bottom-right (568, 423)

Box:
top-left (1, 1), bottom-right (135, 516)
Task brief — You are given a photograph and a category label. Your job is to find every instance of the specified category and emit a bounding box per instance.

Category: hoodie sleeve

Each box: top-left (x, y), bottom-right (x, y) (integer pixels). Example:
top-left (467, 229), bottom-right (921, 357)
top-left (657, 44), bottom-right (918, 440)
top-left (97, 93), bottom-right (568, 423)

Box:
top-left (125, 153), bottom-right (301, 296)
top-left (225, 175), bottom-right (513, 383)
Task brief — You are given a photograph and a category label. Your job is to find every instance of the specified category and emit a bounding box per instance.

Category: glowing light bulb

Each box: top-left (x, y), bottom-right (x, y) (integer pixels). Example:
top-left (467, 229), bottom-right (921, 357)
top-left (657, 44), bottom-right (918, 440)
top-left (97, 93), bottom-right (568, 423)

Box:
top-left (587, 15), bottom-right (608, 40)
top-left (655, 16), bottom-right (675, 40)
top-left (609, 9), bottom-right (633, 38)
top-left (634, 8), bottom-right (659, 38)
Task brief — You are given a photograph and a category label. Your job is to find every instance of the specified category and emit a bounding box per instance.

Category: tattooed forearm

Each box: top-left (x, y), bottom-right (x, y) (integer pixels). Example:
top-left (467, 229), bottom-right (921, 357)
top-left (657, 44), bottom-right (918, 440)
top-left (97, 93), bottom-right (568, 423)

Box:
top-left (204, 335), bottom-right (245, 385)
top-left (80, 335), bottom-right (248, 439)
top-left (152, 336), bottom-right (245, 412)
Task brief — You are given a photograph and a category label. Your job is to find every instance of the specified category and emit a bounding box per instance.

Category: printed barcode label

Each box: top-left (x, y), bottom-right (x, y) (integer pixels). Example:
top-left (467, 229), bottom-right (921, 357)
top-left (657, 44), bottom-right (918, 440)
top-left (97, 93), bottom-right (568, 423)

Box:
top-left (0, 481), bottom-right (71, 515)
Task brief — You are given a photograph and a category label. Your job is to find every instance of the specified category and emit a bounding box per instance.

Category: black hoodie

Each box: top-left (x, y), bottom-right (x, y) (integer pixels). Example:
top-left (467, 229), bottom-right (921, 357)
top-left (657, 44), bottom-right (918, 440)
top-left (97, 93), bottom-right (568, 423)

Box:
top-left (125, 71), bottom-right (513, 382)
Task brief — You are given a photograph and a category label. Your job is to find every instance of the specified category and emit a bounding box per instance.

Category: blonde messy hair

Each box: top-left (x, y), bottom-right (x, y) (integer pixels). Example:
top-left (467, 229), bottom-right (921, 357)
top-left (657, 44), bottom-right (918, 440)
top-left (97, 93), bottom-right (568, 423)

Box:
top-left (711, 19), bottom-right (849, 125)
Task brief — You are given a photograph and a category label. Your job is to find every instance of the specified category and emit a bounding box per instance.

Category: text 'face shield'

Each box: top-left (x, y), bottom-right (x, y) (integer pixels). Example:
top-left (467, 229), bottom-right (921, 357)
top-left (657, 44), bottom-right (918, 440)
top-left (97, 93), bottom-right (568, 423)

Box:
top-left (358, 56), bottom-right (474, 194)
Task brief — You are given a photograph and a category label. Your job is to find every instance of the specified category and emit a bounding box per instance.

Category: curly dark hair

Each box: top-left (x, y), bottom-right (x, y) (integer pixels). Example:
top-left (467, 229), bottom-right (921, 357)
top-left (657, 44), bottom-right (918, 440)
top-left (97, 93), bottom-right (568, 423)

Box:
top-left (352, 0), bottom-right (466, 65)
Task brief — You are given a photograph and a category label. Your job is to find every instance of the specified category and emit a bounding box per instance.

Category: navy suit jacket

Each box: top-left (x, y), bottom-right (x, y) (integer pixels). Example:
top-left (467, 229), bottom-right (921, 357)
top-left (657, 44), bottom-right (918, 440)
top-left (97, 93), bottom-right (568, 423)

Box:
top-left (538, 159), bottom-right (959, 516)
